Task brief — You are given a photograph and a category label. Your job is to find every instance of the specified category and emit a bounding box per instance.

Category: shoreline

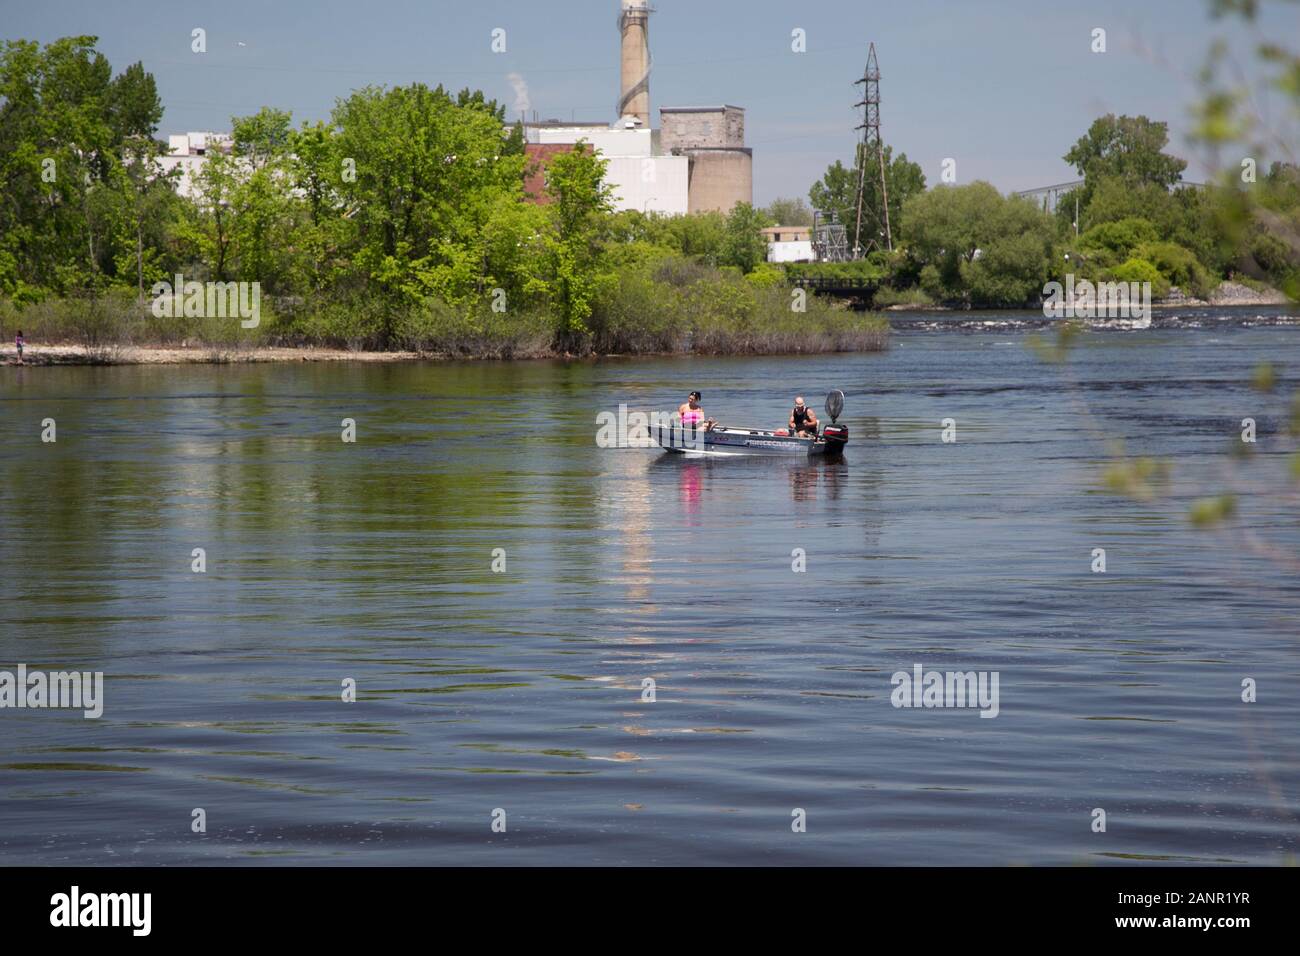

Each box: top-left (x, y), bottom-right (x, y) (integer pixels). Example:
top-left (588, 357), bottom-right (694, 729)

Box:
top-left (4, 344), bottom-right (429, 366)
top-left (3, 290), bottom-right (1292, 368)
top-left (2, 341), bottom-right (891, 367)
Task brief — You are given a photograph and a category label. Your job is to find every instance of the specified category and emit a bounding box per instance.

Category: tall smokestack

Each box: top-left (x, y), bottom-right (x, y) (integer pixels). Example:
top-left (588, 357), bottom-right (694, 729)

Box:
top-left (618, 0), bottom-right (651, 126)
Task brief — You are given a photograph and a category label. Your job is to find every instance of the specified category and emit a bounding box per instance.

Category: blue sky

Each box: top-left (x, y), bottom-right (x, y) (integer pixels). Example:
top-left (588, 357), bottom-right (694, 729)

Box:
top-left (6, 0), bottom-right (1297, 203)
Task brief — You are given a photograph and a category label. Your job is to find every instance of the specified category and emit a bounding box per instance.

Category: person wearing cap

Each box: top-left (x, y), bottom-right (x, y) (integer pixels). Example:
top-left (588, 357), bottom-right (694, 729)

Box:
top-left (788, 396), bottom-right (819, 437)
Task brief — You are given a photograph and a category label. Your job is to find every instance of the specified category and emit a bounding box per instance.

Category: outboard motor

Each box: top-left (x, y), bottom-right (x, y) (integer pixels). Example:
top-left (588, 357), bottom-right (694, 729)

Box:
top-left (821, 389), bottom-right (848, 453)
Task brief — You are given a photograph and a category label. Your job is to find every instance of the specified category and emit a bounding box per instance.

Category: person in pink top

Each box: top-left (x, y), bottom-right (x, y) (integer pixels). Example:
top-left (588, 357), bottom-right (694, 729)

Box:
top-left (677, 391), bottom-right (714, 430)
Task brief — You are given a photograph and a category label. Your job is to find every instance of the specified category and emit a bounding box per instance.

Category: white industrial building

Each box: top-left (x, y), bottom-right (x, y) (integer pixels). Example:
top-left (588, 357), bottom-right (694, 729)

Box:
top-left (522, 1), bottom-right (752, 215)
top-left (155, 131), bottom-right (232, 200)
top-left (159, 3), bottom-right (752, 218)
top-left (524, 122), bottom-right (690, 214)
top-left (762, 226), bottom-right (814, 263)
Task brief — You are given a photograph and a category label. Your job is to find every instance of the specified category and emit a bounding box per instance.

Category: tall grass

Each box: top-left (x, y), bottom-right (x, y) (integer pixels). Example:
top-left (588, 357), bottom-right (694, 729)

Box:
top-left (2, 259), bottom-right (889, 360)
top-left (590, 259), bottom-right (889, 355)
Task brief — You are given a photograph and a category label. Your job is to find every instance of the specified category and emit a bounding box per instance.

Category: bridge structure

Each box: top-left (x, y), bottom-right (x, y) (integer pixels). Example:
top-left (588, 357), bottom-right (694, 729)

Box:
top-left (1013, 179), bottom-right (1084, 215)
top-left (790, 275), bottom-right (881, 304)
top-left (1014, 178), bottom-right (1208, 216)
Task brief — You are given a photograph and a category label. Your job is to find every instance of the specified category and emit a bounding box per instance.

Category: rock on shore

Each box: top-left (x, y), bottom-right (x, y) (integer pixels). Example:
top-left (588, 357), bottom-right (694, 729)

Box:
top-left (1207, 281), bottom-right (1291, 306)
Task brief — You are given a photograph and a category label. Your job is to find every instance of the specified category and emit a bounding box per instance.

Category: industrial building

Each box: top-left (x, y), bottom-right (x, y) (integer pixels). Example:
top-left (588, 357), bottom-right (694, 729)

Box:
top-left (158, 3), bottom-right (753, 217)
top-left (156, 131), bottom-right (233, 200)
top-left (523, 1), bottom-right (753, 216)
top-left (761, 226), bottom-right (814, 263)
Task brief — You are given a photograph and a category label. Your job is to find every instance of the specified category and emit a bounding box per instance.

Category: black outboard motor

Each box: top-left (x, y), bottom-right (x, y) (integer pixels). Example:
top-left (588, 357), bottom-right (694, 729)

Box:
top-left (821, 389), bottom-right (848, 453)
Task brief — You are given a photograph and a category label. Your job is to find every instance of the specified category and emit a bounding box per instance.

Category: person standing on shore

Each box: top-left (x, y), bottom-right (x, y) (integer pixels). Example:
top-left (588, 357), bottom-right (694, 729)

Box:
top-left (15, 330), bottom-right (23, 365)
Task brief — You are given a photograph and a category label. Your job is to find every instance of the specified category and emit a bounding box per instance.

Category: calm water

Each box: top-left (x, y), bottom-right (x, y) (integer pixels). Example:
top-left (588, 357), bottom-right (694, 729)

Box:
top-left (2, 306), bottom-right (1298, 866)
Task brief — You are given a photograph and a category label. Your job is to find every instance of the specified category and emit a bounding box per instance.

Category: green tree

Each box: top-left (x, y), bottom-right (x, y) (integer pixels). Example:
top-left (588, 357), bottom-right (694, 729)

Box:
top-left (763, 196), bottom-right (813, 226)
top-left (808, 160), bottom-right (856, 232)
top-left (901, 182), bottom-right (1056, 305)
top-left (285, 121), bottom-right (353, 292)
top-left (0, 37), bottom-right (113, 291)
top-left (808, 146), bottom-right (926, 249)
top-left (0, 38), bottom-right (171, 297)
top-left (232, 107), bottom-right (292, 169)
top-left (331, 83), bottom-right (525, 313)
top-left (1064, 114), bottom-right (1190, 225)
top-left (182, 151), bottom-right (241, 281)
top-left (106, 61), bottom-right (162, 141)
top-left (543, 142), bottom-right (615, 344)
top-left (721, 202), bottom-right (771, 273)
top-left (663, 211), bottom-right (727, 263)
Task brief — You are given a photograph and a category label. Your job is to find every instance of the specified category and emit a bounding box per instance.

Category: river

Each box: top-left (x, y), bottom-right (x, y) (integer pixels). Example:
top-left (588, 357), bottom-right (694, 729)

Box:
top-left (1, 305), bottom-right (1297, 865)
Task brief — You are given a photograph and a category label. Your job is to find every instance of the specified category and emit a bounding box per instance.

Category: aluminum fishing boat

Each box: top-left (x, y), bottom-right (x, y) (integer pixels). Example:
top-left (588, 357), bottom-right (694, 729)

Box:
top-left (651, 390), bottom-right (848, 457)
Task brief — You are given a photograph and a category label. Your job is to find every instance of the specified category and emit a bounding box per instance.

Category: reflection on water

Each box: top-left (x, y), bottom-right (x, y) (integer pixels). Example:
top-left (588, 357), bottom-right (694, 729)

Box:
top-left (1, 311), bottom-right (1298, 865)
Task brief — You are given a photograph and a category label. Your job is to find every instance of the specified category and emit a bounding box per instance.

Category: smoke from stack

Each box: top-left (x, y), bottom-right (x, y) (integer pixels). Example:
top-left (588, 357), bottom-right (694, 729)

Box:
top-left (618, 0), bottom-right (650, 126)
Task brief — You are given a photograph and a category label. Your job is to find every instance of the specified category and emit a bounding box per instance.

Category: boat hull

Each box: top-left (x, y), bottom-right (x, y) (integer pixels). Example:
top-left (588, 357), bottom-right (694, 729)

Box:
top-left (650, 423), bottom-right (846, 457)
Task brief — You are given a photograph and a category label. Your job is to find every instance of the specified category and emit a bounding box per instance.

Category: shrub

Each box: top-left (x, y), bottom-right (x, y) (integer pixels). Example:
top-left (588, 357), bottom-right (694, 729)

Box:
top-left (744, 263), bottom-right (785, 288)
top-left (1110, 257), bottom-right (1170, 298)
top-left (1133, 241), bottom-right (1214, 297)
top-left (872, 286), bottom-right (935, 308)
top-left (394, 300), bottom-right (552, 358)
top-left (1078, 217), bottom-right (1159, 259)
top-left (784, 259), bottom-right (886, 282)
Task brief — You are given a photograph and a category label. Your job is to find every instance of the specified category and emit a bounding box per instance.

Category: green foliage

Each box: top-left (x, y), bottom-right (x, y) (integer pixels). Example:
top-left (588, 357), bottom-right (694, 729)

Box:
top-left (1102, 455), bottom-right (1172, 499)
top-left (785, 259), bottom-right (886, 282)
top-left (1251, 361), bottom-right (1277, 391)
top-left (664, 211), bottom-right (727, 262)
top-left (720, 202), bottom-right (771, 273)
top-left (1132, 240), bottom-right (1214, 296)
top-left (809, 146), bottom-right (925, 250)
top-left (541, 142), bottom-right (616, 344)
top-left (1109, 257), bottom-right (1171, 297)
top-left (872, 285), bottom-right (935, 308)
top-left (1188, 494), bottom-right (1237, 527)
top-left (589, 256), bottom-right (887, 356)
top-left (900, 182), bottom-right (1056, 305)
top-left (1065, 114), bottom-right (1189, 196)
top-left (966, 231), bottom-right (1055, 307)
top-left (744, 263), bottom-right (785, 288)
top-left (331, 82), bottom-right (526, 313)
top-left (0, 36), bottom-right (170, 295)
top-left (1079, 218), bottom-right (1160, 259)
top-left (763, 197), bottom-right (813, 226)
top-left (231, 107), bottom-right (292, 168)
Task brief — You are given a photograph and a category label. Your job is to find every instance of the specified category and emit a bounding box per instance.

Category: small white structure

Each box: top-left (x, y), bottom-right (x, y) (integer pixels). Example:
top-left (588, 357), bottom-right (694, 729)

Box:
top-left (762, 226), bottom-right (814, 263)
top-left (768, 241), bottom-right (814, 263)
top-left (156, 131), bottom-right (232, 200)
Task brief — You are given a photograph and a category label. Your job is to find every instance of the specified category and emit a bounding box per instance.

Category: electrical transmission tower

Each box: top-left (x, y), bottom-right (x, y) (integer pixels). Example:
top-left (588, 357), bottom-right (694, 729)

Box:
top-left (812, 208), bottom-right (848, 262)
top-left (852, 43), bottom-right (892, 258)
